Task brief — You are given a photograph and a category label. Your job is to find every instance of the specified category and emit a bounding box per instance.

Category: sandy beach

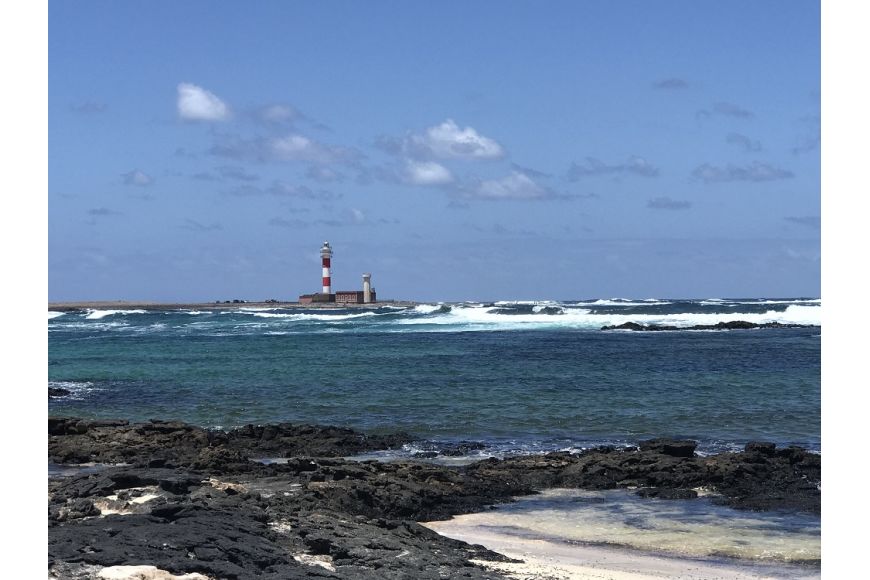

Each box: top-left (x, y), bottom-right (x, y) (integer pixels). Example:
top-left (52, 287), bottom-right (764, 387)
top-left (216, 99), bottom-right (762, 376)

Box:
top-left (425, 517), bottom-right (820, 580)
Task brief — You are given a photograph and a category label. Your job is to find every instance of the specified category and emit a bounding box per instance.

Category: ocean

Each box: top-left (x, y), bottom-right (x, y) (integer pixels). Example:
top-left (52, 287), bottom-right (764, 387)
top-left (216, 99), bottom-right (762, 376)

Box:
top-left (48, 297), bottom-right (822, 574)
top-left (48, 297), bottom-right (821, 456)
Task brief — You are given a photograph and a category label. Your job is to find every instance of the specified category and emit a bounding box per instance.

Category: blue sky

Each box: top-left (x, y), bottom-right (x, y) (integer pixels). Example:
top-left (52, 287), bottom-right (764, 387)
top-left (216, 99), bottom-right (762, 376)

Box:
top-left (48, 0), bottom-right (820, 302)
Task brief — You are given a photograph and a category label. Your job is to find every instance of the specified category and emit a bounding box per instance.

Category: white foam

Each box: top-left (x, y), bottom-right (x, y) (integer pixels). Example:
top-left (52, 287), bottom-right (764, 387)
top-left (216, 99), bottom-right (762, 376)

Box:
top-left (251, 311), bottom-right (377, 321)
top-left (573, 299), bottom-right (673, 306)
top-left (394, 303), bottom-right (821, 331)
top-left (493, 300), bottom-right (559, 306)
top-left (411, 303), bottom-right (445, 314)
top-left (49, 380), bottom-right (97, 400)
top-left (48, 311), bottom-right (65, 319)
top-left (531, 304), bottom-right (561, 313)
top-left (84, 309), bottom-right (147, 320)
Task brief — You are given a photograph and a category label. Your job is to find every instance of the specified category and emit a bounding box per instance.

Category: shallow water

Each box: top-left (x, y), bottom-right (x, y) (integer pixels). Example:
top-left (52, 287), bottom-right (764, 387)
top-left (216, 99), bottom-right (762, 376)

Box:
top-left (455, 489), bottom-right (819, 563)
top-left (426, 488), bottom-right (820, 578)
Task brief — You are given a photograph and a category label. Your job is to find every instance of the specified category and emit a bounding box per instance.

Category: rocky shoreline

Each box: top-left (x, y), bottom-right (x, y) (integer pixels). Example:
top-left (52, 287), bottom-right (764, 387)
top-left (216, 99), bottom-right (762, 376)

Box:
top-left (601, 321), bottom-right (816, 331)
top-left (49, 417), bottom-right (820, 579)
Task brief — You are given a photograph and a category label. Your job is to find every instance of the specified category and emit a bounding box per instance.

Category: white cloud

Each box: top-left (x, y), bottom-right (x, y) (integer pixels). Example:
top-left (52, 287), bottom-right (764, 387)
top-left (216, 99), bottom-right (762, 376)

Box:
top-left (404, 160), bottom-right (454, 185)
top-left (122, 169), bottom-right (153, 186)
top-left (467, 171), bottom-right (551, 200)
top-left (419, 119), bottom-right (504, 159)
top-left (692, 162), bottom-right (793, 183)
top-left (271, 134), bottom-right (316, 158)
top-left (269, 134), bottom-right (360, 165)
top-left (258, 104), bottom-right (298, 124)
top-left (349, 208), bottom-right (365, 223)
top-left (567, 156), bottom-right (659, 179)
top-left (380, 119), bottom-right (505, 160)
top-left (177, 83), bottom-right (230, 121)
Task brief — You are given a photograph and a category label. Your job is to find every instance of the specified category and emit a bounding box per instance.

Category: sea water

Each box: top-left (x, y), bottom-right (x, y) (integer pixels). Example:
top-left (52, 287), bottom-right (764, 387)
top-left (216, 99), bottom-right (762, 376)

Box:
top-left (49, 298), bottom-right (820, 454)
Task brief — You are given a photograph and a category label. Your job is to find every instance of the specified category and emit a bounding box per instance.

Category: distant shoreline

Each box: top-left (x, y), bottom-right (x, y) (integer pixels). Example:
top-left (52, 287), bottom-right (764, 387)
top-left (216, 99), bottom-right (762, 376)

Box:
top-left (48, 300), bottom-right (419, 312)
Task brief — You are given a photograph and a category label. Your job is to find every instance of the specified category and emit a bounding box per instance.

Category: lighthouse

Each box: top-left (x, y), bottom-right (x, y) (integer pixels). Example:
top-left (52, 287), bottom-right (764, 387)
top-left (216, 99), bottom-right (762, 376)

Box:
top-left (321, 241), bottom-right (333, 294)
top-left (299, 241), bottom-right (377, 304)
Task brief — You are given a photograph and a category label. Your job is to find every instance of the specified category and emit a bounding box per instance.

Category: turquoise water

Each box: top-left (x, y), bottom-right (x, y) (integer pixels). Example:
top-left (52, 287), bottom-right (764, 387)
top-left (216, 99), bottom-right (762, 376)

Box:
top-left (428, 488), bottom-right (820, 576)
top-left (48, 298), bottom-right (820, 454)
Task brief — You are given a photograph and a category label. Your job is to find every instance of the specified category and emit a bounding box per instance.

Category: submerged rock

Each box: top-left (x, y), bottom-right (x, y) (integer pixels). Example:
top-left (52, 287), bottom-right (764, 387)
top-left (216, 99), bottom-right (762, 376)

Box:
top-left (636, 487), bottom-right (699, 500)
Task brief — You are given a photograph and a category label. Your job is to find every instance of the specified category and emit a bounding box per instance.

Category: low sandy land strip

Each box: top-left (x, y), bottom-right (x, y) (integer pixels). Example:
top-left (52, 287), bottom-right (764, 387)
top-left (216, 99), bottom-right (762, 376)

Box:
top-left (424, 519), bottom-right (820, 580)
top-left (48, 300), bottom-right (416, 312)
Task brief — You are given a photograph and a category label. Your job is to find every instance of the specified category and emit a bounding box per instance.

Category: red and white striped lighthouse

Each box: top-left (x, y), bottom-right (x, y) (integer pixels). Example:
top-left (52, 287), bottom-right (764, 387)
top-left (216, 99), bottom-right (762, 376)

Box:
top-left (320, 241), bottom-right (333, 294)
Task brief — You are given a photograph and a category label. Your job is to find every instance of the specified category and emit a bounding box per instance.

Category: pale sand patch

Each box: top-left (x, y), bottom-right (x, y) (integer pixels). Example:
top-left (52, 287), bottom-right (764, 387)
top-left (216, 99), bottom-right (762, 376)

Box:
top-left (97, 565), bottom-right (210, 579)
top-left (269, 520), bottom-right (293, 533)
top-left (93, 486), bottom-right (162, 516)
top-left (206, 477), bottom-right (247, 494)
top-left (424, 522), bottom-right (821, 580)
top-left (293, 554), bottom-right (336, 572)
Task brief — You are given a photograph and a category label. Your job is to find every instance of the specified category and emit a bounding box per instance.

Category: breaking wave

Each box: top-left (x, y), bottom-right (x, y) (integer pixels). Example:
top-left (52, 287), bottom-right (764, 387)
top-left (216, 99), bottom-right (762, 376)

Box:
top-left (84, 309), bottom-right (147, 320)
top-left (48, 299), bottom-right (821, 335)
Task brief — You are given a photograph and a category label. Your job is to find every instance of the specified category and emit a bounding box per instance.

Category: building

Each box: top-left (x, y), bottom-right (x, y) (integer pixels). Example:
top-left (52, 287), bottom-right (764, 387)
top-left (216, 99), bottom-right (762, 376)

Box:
top-left (335, 289), bottom-right (377, 304)
top-left (298, 242), bottom-right (376, 304)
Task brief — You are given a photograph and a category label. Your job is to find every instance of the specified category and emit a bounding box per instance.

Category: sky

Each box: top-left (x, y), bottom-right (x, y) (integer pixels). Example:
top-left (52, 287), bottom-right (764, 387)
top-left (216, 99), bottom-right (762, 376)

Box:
top-left (48, 0), bottom-right (821, 302)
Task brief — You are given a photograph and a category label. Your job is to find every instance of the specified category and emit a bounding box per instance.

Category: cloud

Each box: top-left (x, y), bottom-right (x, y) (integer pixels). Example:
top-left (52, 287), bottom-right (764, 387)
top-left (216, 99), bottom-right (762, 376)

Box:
top-left (791, 135), bottom-right (820, 155)
top-left (216, 165), bottom-right (259, 182)
top-left (267, 182), bottom-right (342, 200)
top-left (180, 219), bottom-right (222, 231)
top-left (790, 114), bottom-right (820, 155)
top-left (510, 162), bottom-right (551, 179)
top-left (174, 147), bottom-right (198, 159)
top-left (469, 223), bottom-right (538, 237)
top-left (270, 134), bottom-right (353, 163)
top-left (647, 196), bottom-right (692, 210)
top-left (567, 156), bottom-right (659, 180)
top-left (692, 162), bottom-right (794, 183)
top-left (122, 169), bottom-right (153, 186)
top-left (697, 102), bottom-right (754, 120)
top-left (177, 83), bottom-right (230, 121)
top-left (210, 133), bottom-right (362, 166)
top-left (256, 104), bottom-right (299, 125)
top-left (268, 207), bottom-right (368, 229)
top-left (306, 166), bottom-right (344, 183)
top-left (461, 171), bottom-right (555, 200)
top-left (713, 102), bottom-right (754, 118)
top-left (86, 208), bottom-right (123, 224)
top-left (268, 216), bottom-right (310, 229)
top-left (726, 133), bottom-right (762, 152)
top-left (652, 78), bottom-right (689, 90)
top-left (784, 216), bottom-right (820, 230)
top-left (70, 102), bottom-right (108, 114)
top-left (403, 160), bottom-right (454, 185)
top-left (225, 181), bottom-right (342, 201)
top-left (379, 119), bottom-right (505, 160)
top-left (87, 207), bottom-right (122, 217)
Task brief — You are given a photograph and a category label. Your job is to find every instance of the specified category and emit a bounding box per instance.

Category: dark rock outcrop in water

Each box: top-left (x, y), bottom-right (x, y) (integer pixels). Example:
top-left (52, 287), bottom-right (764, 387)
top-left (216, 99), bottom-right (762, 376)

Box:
top-left (49, 387), bottom-right (71, 398)
top-left (601, 320), bottom-right (814, 331)
top-left (48, 417), bottom-right (820, 579)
